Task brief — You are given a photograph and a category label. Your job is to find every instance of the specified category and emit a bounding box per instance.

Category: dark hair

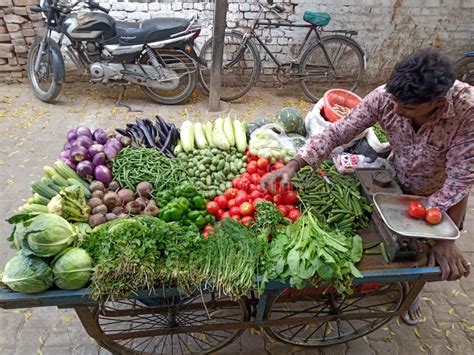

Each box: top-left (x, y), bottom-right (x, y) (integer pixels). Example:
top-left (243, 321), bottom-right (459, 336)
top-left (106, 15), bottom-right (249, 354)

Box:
top-left (386, 49), bottom-right (455, 104)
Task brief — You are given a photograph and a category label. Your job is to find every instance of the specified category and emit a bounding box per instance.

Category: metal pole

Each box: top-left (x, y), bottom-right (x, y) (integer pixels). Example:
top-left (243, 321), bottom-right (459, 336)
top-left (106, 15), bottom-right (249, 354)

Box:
top-left (208, 0), bottom-right (228, 112)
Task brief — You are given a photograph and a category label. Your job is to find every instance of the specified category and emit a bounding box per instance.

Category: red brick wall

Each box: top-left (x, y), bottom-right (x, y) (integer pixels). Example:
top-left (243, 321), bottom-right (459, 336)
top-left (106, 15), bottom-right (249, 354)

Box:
top-left (0, 0), bottom-right (44, 82)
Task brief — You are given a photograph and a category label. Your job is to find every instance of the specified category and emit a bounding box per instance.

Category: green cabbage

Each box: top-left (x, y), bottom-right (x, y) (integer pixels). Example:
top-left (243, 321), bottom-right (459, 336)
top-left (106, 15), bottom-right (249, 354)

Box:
top-left (1, 252), bottom-right (53, 293)
top-left (52, 247), bottom-right (92, 290)
top-left (23, 213), bottom-right (76, 257)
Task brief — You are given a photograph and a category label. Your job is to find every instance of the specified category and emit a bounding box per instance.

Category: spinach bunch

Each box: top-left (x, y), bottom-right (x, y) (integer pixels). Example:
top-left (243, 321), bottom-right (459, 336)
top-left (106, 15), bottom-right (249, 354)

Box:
top-left (263, 212), bottom-right (363, 295)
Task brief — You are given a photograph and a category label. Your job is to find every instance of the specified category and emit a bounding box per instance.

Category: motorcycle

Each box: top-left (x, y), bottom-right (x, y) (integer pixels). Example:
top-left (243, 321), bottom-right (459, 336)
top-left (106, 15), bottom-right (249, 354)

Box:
top-left (455, 51), bottom-right (474, 86)
top-left (27, 0), bottom-right (203, 104)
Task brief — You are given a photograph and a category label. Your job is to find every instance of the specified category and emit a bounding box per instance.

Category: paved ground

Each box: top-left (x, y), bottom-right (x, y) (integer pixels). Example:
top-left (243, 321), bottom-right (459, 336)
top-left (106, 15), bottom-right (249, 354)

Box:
top-left (0, 82), bottom-right (472, 355)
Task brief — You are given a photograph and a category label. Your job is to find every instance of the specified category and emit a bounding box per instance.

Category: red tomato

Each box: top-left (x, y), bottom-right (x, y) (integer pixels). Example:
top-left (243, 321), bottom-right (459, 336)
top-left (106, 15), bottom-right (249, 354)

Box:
top-left (227, 198), bottom-right (237, 209)
top-left (230, 206), bottom-right (241, 216)
top-left (264, 194), bottom-right (273, 202)
top-left (282, 191), bottom-right (299, 205)
top-left (204, 225), bottom-right (214, 232)
top-left (216, 209), bottom-right (224, 220)
top-left (241, 172), bottom-right (251, 180)
top-left (247, 161), bottom-right (258, 174)
top-left (257, 158), bottom-right (269, 170)
top-left (271, 162), bottom-right (285, 171)
top-left (262, 172), bottom-right (271, 179)
top-left (241, 216), bottom-right (254, 227)
top-left (231, 215), bottom-right (241, 221)
top-left (277, 205), bottom-right (290, 216)
top-left (256, 184), bottom-right (264, 193)
top-left (240, 202), bottom-right (254, 216)
top-left (252, 198), bottom-right (265, 208)
top-left (215, 196), bottom-right (228, 209)
top-left (221, 211), bottom-right (231, 220)
top-left (224, 188), bottom-right (239, 200)
top-left (288, 209), bottom-right (301, 221)
top-left (273, 194), bottom-right (282, 205)
top-left (235, 191), bottom-right (249, 205)
top-left (206, 201), bottom-right (219, 215)
top-left (407, 201), bottom-right (426, 219)
top-left (240, 178), bottom-right (251, 191)
top-left (425, 208), bottom-right (442, 225)
top-left (232, 177), bottom-right (242, 189)
top-left (203, 232), bottom-right (210, 239)
top-left (250, 190), bottom-right (263, 201)
top-left (256, 169), bottom-right (266, 176)
top-left (250, 173), bottom-right (261, 185)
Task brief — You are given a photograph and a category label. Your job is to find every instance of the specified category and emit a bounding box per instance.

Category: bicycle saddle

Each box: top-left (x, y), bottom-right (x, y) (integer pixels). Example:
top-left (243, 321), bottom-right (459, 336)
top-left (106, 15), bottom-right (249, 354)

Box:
top-left (303, 11), bottom-right (331, 27)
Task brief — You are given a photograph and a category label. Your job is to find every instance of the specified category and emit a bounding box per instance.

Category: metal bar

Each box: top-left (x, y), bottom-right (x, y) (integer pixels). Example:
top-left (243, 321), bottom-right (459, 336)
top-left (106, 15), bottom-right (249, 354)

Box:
top-left (398, 280), bottom-right (426, 313)
top-left (255, 20), bottom-right (312, 28)
top-left (75, 307), bottom-right (106, 340)
top-left (208, 0), bottom-right (228, 112)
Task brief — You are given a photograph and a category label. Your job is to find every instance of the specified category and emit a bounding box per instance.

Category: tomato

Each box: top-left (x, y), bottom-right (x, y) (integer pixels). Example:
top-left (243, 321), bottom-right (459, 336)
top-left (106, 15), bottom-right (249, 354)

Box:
top-left (256, 169), bottom-right (266, 176)
top-left (247, 161), bottom-right (258, 174)
top-left (206, 201), bottom-right (219, 215)
top-left (264, 194), bottom-right (273, 202)
top-left (221, 211), bottom-right (231, 220)
top-left (227, 198), bottom-right (237, 209)
top-left (230, 206), bottom-right (241, 216)
top-left (215, 195), bottom-right (228, 209)
top-left (277, 205), bottom-right (290, 216)
top-left (231, 215), bottom-right (241, 221)
top-left (250, 190), bottom-right (263, 201)
top-left (240, 178), bottom-right (251, 191)
top-left (425, 208), bottom-right (442, 225)
top-left (257, 158), bottom-right (269, 170)
top-left (232, 177), bottom-right (242, 189)
top-left (240, 202), bottom-right (254, 216)
top-left (271, 162), bottom-right (285, 171)
top-left (261, 172), bottom-right (271, 179)
top-left (216, 209), bottom-right (224, 220)
top-left (204, 225), bottom-right (214, 232)
top-left (241, 216), bottom-right (254, 227)
top-left (235, 191), bottom-right (249, 205)
top-left (252, 198), bottom-right (265, 208)
top-left (407, 201), bottom-right (426, 219)
top-left (273, 194), bottom-right (282, 205)
top-left (224, 188), bottom-right (238, 200)
top-left (249, 184), bottom-right (259, 192)
top-left (241, 172), bottom-right (251, 180)
top-left (288, 209), bottom-right (301, 222)
top-left (256, 184), bottom-right (264, 193)
top-left (250, 173), bottom-right (261, 185)
top-left (282, 191), bottom-right (299, 205)
top-left (203, 232), bottom-right (210, 239)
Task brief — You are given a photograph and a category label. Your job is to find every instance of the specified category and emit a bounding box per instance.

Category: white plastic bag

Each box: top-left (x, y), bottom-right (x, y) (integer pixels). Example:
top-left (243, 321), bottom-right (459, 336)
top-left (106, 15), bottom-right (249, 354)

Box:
top-left (333, 153), bottom-right (384, 174)
top-left (366, 127), bottom-right (391, 153)
top-left (249, 124), bottom-right (298, 162)
top-left (304, 99), bottom-right (367, 149)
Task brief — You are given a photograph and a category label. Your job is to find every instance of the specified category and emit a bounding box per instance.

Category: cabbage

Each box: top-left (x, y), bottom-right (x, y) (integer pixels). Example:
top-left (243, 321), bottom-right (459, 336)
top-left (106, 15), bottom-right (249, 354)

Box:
top-left (52, 248), bottom-right (92, 290)
top-left (1, 252), bottom-right (53, 293)
top-left (22, 214), bottom-right (76, 257)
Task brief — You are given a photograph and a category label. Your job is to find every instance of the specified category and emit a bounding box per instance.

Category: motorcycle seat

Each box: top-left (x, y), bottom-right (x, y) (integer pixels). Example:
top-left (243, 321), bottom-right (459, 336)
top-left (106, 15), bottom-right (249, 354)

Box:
top-left (115, 17), bottom-right (190, 44)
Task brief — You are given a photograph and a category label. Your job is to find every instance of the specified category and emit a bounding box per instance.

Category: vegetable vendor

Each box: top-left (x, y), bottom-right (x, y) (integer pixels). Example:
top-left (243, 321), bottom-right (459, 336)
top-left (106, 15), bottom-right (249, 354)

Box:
top-left (262, 49), bottom-right (473, 325)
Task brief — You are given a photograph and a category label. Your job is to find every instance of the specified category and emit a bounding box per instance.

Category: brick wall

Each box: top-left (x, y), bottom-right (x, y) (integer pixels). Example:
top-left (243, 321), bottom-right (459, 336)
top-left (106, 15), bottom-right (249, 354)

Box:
top-left (0, 0), bottom-right (472, 84)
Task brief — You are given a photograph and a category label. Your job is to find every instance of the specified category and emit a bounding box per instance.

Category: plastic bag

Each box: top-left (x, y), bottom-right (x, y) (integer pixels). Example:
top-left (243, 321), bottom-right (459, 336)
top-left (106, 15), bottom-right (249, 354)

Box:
top-left (366, 127), bottom-right (391, 153)
top-left (249, 124), bottom-right (304, 162)
top-left (304, 99), bottom-right (368, 150)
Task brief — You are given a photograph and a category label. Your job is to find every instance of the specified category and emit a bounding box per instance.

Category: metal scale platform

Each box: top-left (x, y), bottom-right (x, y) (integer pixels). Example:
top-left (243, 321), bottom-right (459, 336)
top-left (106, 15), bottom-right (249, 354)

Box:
top-left (355, 168), bottom-right (422, 262)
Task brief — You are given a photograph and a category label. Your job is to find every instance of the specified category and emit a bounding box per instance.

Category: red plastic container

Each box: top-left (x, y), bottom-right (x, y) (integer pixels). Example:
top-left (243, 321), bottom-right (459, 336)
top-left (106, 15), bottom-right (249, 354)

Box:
top-left (323, 89), bottom-right (362, 122)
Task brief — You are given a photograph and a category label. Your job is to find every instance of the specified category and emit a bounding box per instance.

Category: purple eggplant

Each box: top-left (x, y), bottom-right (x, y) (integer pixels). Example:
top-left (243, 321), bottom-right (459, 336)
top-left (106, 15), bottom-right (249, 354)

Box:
top-left (93, 129), bottom-right (108, 144)
top-left (63, 158), bottom-right (77, 170)
top-left (63, 142), bottom-right (71, 150)
top-left (103, 144), bottom-right (119, 160)
top-left (107, 137), bottom-right (122, 151)
top-left (70, 145), bottom-right (89, 162)
top-left (92, 152), bottom-right (107, 166)
top-left (94, 165), bottom-right (112, 185)
top-left (89, 144), bottom-right (104, 157)
top-left (76, 160), bottom-right (94, 178)
top-left (60, 150), bottom-right (70, 160)
top-left (75, 135), bottom-right (93, 148)
top-left (67, 130), bottom-right (78, 142)
top-left (119, 136), bottom-right (131, 147)
top-left (77, 126), bottom-right (92, 137)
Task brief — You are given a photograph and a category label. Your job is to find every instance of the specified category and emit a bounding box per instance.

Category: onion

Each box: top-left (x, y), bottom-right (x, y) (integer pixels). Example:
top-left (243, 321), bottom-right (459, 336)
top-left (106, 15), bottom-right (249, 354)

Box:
top-left (94, 165), bottom-right (112, 185)
top-left (70, 145), bottom-right (89, 162)
top-left (77, 126), bottom-right (92, 137)
top-left (92, 152), bottom-right (106, 166)
top-left (76, 160), bottom-right (94, 178)
top-left (67, 130), bottom-right (78, 142)
top-left (93, 129), bottom-right (108, 144)
top-left (89, 144), bottom-right (104, 157)
top-left (75, 135), bottom-right (93, 148)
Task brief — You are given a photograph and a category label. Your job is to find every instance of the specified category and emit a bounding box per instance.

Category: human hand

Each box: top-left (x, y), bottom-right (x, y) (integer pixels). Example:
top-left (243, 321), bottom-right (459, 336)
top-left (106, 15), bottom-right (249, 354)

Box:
top-left (260, 162), bottom-right (298, 194)
top-left (428, 240), bottom-right (471, 281)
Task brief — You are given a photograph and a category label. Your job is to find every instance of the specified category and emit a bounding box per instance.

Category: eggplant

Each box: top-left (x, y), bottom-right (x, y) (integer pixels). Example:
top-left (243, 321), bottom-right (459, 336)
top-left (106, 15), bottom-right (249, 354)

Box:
top-left (76, 160), bottom-right (94, 178)
top-left (115, 128), bottom-right (130, 137)
top-left (144, 119), bottom-right (157, 140)
top-left (136, 119), bottom-right (155, 147)
top-left (92, 152), bottom-right (107, 166)
top-left (155, 115), bottom-right (170, 135)
top-left (77, 126), bottom-right (92, 138)
top-left (160, 130), bottom-right (173, 152)
top-left (126, 128), bottom-right (140, 146)
top-left (93, 129), bottom-right (108, 144)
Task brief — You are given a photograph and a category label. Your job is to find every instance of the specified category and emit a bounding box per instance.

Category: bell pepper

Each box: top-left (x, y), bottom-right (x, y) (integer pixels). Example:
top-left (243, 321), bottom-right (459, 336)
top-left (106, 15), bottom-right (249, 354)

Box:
top-left (156, 190), bottom-right (175, 207)
top-left (187, 210), bottom-right (202, 221)
top-left (176, 183), bottom-right (197, 198)
top-left (173, 197), bottom-right (190, 211)
top-left (195, 215), bottom-right (207, 228)
top-left (159, 207), bottom-right (181, 222)
top-left (192, 196), bottom-right (207, 210)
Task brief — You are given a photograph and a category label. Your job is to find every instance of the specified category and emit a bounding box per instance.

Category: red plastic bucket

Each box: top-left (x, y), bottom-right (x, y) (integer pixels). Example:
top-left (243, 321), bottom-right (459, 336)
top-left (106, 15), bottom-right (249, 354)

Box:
top-left (323, 89), bottom-right (362, 122)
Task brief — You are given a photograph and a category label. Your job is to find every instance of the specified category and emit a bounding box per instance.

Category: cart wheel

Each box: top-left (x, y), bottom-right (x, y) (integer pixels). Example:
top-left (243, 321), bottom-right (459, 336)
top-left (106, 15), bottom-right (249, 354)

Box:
top-left (262, 282), bottom-right (404, 347)
top-left (76, 292), bottom-right (249, 354)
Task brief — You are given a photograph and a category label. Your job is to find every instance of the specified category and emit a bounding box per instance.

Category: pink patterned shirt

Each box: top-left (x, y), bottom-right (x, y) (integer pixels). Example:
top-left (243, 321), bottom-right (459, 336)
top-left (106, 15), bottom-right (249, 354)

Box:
top-left (301, 81), bottom-right (474, 211)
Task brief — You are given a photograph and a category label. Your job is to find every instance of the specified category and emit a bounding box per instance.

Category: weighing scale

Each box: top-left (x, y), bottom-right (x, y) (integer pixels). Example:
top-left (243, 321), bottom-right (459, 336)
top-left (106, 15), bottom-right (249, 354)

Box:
top-left (354, 168), bottom-right (422, 262)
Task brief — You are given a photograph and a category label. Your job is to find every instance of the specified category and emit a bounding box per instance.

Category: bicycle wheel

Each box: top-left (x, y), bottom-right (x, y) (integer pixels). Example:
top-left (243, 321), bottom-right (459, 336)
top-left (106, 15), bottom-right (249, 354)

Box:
top-left (299, 35), bottom-right (365, 102)
top-left (198, 31), bottom-right (261, 101)
top-left (455, 56), bottom-right (474, 86)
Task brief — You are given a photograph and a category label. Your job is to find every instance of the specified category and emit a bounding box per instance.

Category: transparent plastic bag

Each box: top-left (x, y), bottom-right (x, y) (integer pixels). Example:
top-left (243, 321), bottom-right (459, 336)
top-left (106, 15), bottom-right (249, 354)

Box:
top-left (249, 124), bottom-right (304, 161)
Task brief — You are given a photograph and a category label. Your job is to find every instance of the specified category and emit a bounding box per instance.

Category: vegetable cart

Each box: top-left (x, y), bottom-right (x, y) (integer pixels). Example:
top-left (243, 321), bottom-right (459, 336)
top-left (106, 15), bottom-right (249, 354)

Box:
top-left (0, 221), bottom-right (442, 354)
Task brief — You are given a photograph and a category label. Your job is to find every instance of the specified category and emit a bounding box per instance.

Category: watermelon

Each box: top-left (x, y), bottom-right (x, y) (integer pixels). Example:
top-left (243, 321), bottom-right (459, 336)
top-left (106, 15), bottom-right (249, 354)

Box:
top-left (248, 116), bottom-right (275, 135)
top-left (274, 107), bottom-right (303, 133)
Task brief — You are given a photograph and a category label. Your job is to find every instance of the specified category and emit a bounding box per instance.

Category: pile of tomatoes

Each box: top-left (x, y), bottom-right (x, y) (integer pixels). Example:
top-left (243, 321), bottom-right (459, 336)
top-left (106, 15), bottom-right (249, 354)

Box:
top-left (407, 200), bottom-right (442, 225)
top-left (206, 153), bottom-right (301, 227)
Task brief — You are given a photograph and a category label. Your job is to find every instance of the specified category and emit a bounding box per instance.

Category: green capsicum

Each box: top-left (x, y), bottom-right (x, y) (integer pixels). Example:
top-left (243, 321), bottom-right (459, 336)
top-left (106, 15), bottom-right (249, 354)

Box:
top-left (176, 183), bottom-right (197, 198)
top-left (156, 190), bottom-right (175, 207)
top-left (192, 196), bottom-right (207, 210)
top-left (187, 210), bottom-right (202, 221)
top-left (194, 215), bottom-right (207, 228)
top-left (159, 207), bottom-right (181, 222)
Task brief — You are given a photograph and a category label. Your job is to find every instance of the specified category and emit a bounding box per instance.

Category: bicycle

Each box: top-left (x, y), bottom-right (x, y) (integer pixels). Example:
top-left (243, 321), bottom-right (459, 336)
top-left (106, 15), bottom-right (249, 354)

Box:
top-left (455, 51), bottom-right (474, 85)
top-left (198, 0), bottom-right (366, 102)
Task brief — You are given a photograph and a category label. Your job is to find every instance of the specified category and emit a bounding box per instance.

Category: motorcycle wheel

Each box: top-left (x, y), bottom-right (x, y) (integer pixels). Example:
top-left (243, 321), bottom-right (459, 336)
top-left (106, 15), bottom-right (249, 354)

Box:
top-left (27, 39), bottom-right (62, 103)
top-left (139, 51), bottom-right (197, 105)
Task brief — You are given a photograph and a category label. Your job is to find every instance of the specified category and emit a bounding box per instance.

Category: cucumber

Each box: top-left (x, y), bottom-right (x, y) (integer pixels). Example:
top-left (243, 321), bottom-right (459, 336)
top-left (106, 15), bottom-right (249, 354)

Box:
top-left (67, 178), bottom-right (91, 198)
top-left (54, 161), bottom-right (90, 192)
top-left (31, 193), bottom-right (50, 206)
top-left (31, 181), bottom-right (57, 199)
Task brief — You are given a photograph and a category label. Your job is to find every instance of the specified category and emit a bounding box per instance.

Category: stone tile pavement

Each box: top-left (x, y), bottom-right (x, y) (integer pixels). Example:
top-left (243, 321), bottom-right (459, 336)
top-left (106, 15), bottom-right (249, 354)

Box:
top-left (0, 83), bottom-right (472, 354)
